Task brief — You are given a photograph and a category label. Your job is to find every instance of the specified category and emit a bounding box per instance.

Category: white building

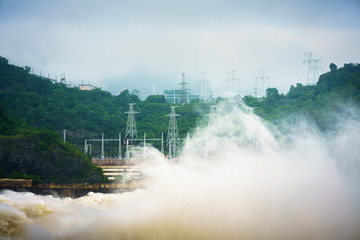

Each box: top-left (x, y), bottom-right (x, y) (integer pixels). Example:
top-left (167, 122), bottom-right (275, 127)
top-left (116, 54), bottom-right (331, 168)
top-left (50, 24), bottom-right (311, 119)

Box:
top-left (78, 83), bottom-right (96, 91)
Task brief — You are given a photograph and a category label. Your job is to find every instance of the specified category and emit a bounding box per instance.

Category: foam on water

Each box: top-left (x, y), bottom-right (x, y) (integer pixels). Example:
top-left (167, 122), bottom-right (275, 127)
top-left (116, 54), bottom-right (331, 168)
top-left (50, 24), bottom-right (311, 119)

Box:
top-left (1, 101), bottom-right (360, 240)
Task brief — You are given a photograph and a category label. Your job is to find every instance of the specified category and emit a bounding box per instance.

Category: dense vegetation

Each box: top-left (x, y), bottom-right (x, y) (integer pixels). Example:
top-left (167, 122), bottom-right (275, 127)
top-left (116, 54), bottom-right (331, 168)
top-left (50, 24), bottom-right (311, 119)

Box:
top-left (243, 63), bottom-right (360, 131)
top-left (0, 106), bottom-right (104, 182)
top-left (0, 55), bottom-right (203, 182)
top-left (0, 56), bottom-right (206, 155)
top-left (1, 54), bottom-right (359, 182)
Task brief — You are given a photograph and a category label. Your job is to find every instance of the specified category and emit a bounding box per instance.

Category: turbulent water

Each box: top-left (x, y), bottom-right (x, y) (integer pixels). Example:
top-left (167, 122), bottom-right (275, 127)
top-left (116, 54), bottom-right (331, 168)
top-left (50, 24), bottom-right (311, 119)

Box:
top-left (1, 101), bottom-right (360, 240)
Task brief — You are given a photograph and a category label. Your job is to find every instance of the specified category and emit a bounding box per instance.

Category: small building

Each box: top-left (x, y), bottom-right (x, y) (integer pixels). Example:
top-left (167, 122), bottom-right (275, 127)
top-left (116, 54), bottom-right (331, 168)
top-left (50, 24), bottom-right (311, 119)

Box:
top-left (78, 83), bottom-right (96, 91)
top-left (163, 89), bottom-right (201, 103)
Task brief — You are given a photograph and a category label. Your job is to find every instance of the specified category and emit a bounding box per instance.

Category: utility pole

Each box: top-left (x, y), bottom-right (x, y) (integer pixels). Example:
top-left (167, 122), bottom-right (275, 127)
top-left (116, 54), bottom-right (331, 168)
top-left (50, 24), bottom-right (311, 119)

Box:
top-left (101, 132), bottom-right (105, 161)
top-left (178, 73), bottom-right (189, 104)
top-left (63, 129), bottom-right (67, 143)
top-left (61, 73), bottom-right (66, 85)
top-left (167, 106), bottom-right (180, 159)
top-left (303, 52), bottom-right (322, 85)
top-left (143, 132), bottom-right (146, 160)
top-left (118, 133), bottom-right (122, 161)
top-left (255, 69), bottom-right (269, 97)
top-left (161, 132), bottom-right (164, 155)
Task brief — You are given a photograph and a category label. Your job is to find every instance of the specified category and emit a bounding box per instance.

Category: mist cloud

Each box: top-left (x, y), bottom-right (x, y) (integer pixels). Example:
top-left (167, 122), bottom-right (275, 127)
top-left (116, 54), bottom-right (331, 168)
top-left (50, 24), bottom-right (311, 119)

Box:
top-left (1, 101), bottom-right (360, 239)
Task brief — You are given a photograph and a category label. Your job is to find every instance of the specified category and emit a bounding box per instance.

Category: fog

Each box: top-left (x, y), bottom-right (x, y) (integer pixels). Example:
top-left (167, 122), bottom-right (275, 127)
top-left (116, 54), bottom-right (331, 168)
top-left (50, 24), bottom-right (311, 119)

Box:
top-left (1, 101), bottom-right (360, 239)
top-left (1, 0), bottom-right (359, 97)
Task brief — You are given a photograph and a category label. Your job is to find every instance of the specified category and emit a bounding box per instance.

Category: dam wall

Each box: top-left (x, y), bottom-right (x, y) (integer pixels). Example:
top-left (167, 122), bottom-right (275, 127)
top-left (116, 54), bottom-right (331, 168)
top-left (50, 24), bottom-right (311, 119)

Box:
top-left (0, 178), bottom-right (145, 198)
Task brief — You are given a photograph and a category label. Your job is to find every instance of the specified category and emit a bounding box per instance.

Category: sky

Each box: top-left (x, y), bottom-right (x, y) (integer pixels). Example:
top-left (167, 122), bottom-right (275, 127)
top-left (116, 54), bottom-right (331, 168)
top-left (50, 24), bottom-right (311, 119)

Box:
top-left (0, 0), bottom-right (359, 98)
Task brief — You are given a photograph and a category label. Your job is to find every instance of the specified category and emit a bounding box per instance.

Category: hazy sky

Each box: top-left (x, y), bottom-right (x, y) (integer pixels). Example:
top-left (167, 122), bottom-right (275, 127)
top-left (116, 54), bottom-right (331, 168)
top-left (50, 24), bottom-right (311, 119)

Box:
top-left (1, 0), bottom-right (359, 98)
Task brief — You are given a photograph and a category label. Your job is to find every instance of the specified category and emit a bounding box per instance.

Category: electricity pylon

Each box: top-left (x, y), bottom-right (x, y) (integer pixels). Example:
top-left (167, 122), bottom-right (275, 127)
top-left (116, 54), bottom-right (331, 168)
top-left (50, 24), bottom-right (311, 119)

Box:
top-left (178, 73), bottom-right (189, 104)
top-left (255, 69), bottom-right (269, 97)
top-left (200, 72), bottom-right (212, 102)
top-left (206, 106), bottom-right (216, 126)
top-left (303, 52), bottom-right (322, 85)
top-left (253, 82), bottom-right (259, 98)
top-left (225, 70), bottom-right (240, 97)
top-left (125, 103), bottom-right (138, 159)
top-left (167, 106), bottom-right (180, 159)
top-left (125, 103), bottom-right (138, 139)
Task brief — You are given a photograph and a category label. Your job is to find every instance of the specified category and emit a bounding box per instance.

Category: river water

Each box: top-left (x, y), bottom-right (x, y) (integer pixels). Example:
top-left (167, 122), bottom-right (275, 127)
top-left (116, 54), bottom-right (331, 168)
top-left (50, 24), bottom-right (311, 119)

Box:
top-left (1, 102), bottom-right (360, 240)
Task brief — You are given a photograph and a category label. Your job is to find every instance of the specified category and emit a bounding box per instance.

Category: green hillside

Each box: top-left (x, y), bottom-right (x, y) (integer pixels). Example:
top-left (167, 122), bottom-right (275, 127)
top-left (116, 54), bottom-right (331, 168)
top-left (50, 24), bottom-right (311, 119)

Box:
top-left (1, 54), bottom-right (359, 183)
top-left (0, 56), bottom-right (205, 154)
top-left (243, 63), bottom-right (360, 131)
top-left (0, 106), bottom-right (104, 182)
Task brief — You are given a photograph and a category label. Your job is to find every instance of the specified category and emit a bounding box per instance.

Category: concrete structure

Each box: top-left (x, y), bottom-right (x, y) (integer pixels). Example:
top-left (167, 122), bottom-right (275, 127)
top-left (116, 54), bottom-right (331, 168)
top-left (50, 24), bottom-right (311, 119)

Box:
top-left (100, 166), bottom-right (142, 181)
top-left (78, 83), bottom-right (96, 90)
top-left (0, 178), bottom-right (146, 198)
top-left (163, 89), bottom-right (200, 103)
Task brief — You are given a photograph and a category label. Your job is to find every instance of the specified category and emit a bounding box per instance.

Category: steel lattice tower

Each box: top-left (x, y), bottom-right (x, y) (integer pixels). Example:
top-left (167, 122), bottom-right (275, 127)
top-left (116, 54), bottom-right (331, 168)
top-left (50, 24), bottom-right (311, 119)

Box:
top-left (207, 106), bottom-right (216, 126)
top-left (253, 82), bottom-right (259, 98)
top-left (167, 106), bottom-right (180, 159)
top-left (225, 70), bottom-right (240, 97)
top-left (303, 52), bottom-right (322, 85)
top-left (178, 73), bottom-right (189, 104)
top-left (255, 69), bottom-right (269, 97)
top-left (199, 72), bottom-right (212, 102)
top-left (125, 103), bottom-right (138, 139)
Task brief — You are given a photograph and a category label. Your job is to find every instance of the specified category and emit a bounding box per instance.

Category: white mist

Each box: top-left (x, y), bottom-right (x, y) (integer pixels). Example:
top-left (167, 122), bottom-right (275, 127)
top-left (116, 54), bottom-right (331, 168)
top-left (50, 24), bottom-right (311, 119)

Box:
top-left (1, 101), bottom-right (359, 240)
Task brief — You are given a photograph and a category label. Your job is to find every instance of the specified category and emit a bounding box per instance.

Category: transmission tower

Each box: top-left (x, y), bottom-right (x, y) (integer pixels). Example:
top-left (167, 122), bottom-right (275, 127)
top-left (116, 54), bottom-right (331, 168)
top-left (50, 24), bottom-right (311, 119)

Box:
top-left (206, 106), bottom-right (216, 126)
top-left (199, 72), bottom-right (212, 102)
top-left (303, 52), bottom-right (322, 85)
top-left (255, 69), bottom-right (269, 97)
top-left (225, 70), bottom-right (240, 97)
top-left (253, 82), bottom-right (259, 98)
top-left (125, 103), bottom-right (138, 139)
top-left (178, 73), bottom-right (190, 104)
top-left (167, 106), bottom-right (180, 159)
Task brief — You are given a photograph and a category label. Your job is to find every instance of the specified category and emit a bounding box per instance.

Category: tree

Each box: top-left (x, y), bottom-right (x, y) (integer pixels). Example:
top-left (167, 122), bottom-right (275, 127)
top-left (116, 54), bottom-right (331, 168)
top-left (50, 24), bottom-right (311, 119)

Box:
top-left (145, 95), bottom-right (166, 103)
top-left (329, 63), bottom-right (337, 72)
top-left (24, 66), bottom-right (31, 73)
top-left (0, 56), bottom-right (8, 64)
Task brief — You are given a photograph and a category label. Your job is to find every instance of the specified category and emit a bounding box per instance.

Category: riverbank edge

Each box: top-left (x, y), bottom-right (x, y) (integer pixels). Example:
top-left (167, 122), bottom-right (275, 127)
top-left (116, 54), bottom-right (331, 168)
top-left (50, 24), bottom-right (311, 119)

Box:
top-left (0, 178), bottom-right (145, 198)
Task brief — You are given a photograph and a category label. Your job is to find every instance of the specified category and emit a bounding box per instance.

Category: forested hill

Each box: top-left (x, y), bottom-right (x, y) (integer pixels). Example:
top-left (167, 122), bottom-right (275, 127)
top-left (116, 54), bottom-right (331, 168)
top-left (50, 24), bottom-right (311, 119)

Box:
top-left (244, 63), bottom-right (360, 130)
top-left (0, 55), bottom-right (203, 182)
top-left (0, 56), bottom-right (204, 150)
top-left (2, 54), bottom-right (359, 149)
top-left (0, 99), bottom-right (104, 182)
